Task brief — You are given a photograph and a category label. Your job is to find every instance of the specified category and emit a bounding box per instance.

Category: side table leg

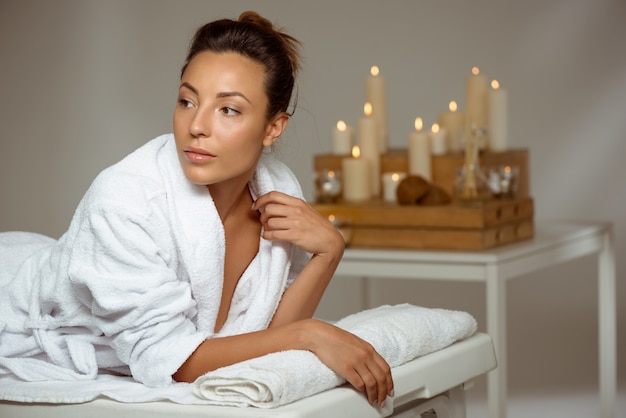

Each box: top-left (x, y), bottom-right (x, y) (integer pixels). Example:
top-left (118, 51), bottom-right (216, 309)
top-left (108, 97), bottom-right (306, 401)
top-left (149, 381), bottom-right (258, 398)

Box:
top-left (486, 263), bottom-right (507, 418)
top-left (599, 228), bottom-right (616, 418)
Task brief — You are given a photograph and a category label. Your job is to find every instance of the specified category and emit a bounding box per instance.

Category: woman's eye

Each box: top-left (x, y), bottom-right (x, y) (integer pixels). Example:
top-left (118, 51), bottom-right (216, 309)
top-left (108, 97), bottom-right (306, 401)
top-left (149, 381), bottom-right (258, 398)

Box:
top-left (221, 106), bottom-right (240, 116)
top-left (178, 98), bottom-right (194, 108)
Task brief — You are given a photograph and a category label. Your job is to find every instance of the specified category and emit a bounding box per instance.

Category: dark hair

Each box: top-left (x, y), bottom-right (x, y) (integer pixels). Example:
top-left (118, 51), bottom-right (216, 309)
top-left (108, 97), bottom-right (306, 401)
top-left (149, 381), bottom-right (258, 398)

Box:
top-left (181, 11), bottom-right (301, 119)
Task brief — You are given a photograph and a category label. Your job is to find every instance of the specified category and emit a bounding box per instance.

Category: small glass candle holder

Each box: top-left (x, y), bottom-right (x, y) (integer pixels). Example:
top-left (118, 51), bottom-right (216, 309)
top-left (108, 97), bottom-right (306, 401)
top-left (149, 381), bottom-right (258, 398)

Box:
top-left (487, 165), bottom-right (519, 198)
top-left (454, 165), bottom-right (491, 203)
top-left (315, 169), bottom-right (342, 203)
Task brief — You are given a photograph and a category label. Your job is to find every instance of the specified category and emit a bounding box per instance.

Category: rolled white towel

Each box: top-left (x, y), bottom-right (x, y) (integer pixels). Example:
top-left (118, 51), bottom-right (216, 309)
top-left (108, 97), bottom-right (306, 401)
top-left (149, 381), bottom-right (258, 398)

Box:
top-left (193, 303), bottom-right (477, 408)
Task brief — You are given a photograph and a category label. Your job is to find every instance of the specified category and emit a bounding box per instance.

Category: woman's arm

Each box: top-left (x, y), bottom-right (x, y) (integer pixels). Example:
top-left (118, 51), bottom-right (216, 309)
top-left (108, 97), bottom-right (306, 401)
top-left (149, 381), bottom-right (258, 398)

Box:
top-left (173, 318), bottom-right (393, 406)
top-left (252, 191), bottom-right (345, 325)
top-left (176, 192), bottom-right (393, 406)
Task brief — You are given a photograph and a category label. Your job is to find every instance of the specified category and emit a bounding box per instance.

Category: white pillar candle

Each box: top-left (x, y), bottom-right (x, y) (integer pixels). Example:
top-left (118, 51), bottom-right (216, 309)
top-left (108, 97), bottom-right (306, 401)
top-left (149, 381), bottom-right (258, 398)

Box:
top-left (365, 65), bottom-right (388, 154)
top-left (358, 102), bottom-right (381, 198)
top-left (438, 100), bottom-right (465, 152)
top-left (430, 123), bottom-right (447, 156)
top-left (342, 145), bottom-right (371, 202)
top-left (407, 117), bottom-right (431, 180)
top-left (465, 66), bottom-right (488, 140)
top-left (488, 80), bottom-right (508, 152)
top-left (332, 120), bottom-right (353, 155)
top-left (382, 172), bottom-right (408, 203)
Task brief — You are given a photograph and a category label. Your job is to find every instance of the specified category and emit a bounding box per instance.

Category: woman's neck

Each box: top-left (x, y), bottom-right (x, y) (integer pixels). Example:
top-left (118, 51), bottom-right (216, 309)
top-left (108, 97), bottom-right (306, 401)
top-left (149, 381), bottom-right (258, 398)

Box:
top-left (208, 181), bottom-right (253, 223)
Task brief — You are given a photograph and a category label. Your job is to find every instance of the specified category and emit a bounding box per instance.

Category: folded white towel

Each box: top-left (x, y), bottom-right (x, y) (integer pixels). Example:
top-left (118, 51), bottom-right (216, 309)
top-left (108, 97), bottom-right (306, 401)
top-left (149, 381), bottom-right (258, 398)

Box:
top-left (193, 303), bottom-right (477, 408)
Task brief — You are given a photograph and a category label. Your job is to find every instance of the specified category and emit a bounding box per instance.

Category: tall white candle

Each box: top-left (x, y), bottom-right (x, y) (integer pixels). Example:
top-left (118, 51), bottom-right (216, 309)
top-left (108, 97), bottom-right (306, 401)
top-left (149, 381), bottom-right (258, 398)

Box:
top-left (365, 65), bottom-right (388, 153)
top-left (438, 100), bottom-right (465, 152)
top-left (342, 145), bottom-right (371, 202)
top-left (488, 80), bottom-right (508, 152)
top-left (407, 117), bottom-right (431, 180)
top-left (382, 172), bottom-right (408, 203)
top-left (465, 66), bottom-right (488, 140)
top-left (358, 102), bottom-right (381, 197)
top-left (332, 120), bottom-right (353, 155)
top-left (430, 123), bottom-right (447, 156)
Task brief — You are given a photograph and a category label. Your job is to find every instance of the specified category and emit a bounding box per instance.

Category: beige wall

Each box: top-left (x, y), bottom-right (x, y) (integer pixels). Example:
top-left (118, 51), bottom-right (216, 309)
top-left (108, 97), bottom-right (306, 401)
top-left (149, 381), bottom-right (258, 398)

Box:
top-left (1, 0), bottom-right (624, 402)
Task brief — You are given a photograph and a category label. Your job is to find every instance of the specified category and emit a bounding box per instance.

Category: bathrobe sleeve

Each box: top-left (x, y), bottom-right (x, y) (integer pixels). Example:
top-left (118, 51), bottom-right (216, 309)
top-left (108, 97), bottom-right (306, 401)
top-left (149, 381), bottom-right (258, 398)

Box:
top-left (65, 170), bottom-right (210, 387)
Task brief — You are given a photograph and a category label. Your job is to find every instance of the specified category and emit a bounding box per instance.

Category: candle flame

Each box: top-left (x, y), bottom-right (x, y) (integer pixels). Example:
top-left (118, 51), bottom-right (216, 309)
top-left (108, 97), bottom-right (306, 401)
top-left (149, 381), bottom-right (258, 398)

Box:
top-left (351, 145), bottom-right (361, 159)
top-left (491, 80), bottom-right (500, 90)
top-left (472, 66), bottom-right (480, 75)
top-left (504, 165), bottom-right (511, 173)
top-left (431, 123), bottom-right (440, 133)
top-left (328, 170), bottom-right (336, 178)
top-left (370, 65), bottom-right (380, 76)
top-left (328, 214), bottom-right (336, 222)
top-left (449, 100), bottom-right (458, 112)
top-left (391, 172), bottom-right (399, 181)
top-left (414, 117), bottom-right (423, 131)
top-left (364, 102), bottom-right (373, 117)
top-left (336, 120), bottom-right (347, 131)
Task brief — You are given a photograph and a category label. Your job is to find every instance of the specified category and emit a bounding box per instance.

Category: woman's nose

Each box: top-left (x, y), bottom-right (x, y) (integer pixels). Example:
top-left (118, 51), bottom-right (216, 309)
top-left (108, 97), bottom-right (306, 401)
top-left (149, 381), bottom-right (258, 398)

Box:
top-left (190, 108), bottom-right (211, 138)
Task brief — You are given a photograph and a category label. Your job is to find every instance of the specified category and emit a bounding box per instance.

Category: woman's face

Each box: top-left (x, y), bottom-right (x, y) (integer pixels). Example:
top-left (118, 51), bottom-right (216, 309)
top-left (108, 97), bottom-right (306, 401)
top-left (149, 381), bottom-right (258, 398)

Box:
top-left (173, 50), bottom-right (285, 187)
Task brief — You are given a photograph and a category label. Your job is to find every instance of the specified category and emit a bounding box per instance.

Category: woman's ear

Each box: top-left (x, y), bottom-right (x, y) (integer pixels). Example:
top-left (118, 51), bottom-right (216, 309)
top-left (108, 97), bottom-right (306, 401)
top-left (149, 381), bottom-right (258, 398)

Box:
top-left (263, 113), bottom-right (289, 147)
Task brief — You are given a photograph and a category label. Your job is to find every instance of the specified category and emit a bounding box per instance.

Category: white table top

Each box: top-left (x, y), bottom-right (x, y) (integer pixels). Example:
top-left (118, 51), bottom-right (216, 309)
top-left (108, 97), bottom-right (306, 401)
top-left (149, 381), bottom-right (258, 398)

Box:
top-left (336, 221), bottom-right (611, 281)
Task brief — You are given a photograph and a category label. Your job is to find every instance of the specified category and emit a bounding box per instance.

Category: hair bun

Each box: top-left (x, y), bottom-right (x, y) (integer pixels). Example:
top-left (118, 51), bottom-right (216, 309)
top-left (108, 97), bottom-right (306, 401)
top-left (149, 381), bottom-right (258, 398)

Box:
top-left (238, 11), bottom-right (274, 32)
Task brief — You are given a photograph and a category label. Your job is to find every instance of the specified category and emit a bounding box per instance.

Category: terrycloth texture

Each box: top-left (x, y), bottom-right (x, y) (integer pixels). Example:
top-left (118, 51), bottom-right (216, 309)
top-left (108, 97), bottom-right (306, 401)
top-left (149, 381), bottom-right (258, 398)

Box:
top-left (0, 304), bottom-right (476, 406)
top-left (193, 304), bottom-right (478, 408)
top-left (0, 134), bottom-right (310, 392)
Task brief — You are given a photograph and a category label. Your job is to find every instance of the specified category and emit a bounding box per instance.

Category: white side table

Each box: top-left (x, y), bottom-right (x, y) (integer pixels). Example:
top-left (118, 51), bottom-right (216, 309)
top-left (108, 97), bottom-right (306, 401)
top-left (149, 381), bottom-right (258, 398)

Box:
top-left (335, 221), bottom-right (616, 418)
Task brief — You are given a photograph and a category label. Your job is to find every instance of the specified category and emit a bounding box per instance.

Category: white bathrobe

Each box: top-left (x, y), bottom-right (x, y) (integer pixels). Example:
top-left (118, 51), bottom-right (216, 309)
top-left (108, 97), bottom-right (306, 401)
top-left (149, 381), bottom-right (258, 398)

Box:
top-left (0, 134), bottom-right (310, 388)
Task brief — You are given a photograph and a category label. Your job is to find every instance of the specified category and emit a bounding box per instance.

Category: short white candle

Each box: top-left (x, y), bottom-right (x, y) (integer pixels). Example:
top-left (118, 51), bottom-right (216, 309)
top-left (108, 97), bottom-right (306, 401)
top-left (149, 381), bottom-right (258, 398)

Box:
top-left (430, 123), bottom-right (447, 156)
top-left (332, 120), bottom-right (353, 155)
top-left (407, 117), bottom-right (431, 180)
top-left (488, 80), bottom-right (508, 152)
top-left (438, 100), bottom-right (465, 152)
top-left (342, 145), bottom-right (371, 202)
top-left (365, 65), bottom-right (388, 153)
top-left (358, 102), bottom-right (381, 198)
top-left (382, 172), bottom-right (408, 203)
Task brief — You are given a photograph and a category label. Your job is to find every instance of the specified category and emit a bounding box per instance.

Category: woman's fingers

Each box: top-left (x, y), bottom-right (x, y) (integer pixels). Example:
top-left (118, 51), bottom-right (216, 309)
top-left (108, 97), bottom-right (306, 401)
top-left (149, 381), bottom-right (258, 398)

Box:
top-left (307, 320), bottom-right (394, 406)
top-left (253, 192), bottom-right (343, 256)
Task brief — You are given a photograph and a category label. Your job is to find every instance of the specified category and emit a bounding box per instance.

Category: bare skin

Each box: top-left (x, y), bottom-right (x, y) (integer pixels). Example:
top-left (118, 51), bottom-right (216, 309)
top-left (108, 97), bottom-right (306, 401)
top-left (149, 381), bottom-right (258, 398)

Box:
top-left (170, 50), bottom-right (393, 406)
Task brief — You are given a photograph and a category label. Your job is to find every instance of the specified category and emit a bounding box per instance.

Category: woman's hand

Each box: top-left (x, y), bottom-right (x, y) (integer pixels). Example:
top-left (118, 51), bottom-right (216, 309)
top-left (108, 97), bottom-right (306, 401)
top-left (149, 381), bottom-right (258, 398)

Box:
top-left (253, 191), bottom-right (344, 258)
top-left (301, 319), bottom-right (394, 406)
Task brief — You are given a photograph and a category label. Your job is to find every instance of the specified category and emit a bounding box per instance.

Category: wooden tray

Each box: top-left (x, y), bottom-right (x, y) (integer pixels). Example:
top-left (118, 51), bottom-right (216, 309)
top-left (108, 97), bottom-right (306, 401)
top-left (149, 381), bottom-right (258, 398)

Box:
top-left (314, 148), bottom-right (530, 199)
top-left (313, 198), bottom-right (534, 250)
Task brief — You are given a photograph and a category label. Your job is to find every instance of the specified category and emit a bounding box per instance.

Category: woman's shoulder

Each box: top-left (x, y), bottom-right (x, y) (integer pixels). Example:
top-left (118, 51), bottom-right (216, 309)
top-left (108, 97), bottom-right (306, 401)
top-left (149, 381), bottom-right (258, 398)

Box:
top-left (253, 153), bottom-right (303, 199)
top-left (83, 134), bottom-right (175, 210)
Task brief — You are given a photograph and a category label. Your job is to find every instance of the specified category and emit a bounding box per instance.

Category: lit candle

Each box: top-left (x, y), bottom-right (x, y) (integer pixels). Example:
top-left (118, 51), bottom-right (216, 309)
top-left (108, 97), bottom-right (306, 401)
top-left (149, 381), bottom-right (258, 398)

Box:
top-left (365, 65), bottom-right (388, 153)
top-left (358, 102), bottom-right (381, 197)
top-left (438, 100), bottom-right (465, 152)
top-left (407, 117), bottom-right (431, 180)
top-left (430, 123), bottom-right (447, 156)
top-left (341, 145), bottom-right (371, 202)
top-left (465, 66), bottom-right (488, 140)
top-left (488, 80), bottom-right (508, 152)
top-left (382, 172), bottom-right (408, 203)
top-left (332, 120), bottom-right (353, 155)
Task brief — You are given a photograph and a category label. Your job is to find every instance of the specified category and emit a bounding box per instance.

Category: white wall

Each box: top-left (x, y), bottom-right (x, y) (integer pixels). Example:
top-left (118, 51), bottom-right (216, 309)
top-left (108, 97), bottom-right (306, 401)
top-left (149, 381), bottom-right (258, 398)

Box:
top-left (1, 0), bottom-right (624, 405)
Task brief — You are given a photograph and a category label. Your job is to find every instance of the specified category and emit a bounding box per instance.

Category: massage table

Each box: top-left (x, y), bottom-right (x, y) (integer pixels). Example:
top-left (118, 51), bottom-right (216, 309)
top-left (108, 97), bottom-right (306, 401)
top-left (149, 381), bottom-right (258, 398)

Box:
top-left (0, 333), bottom-right (495, 418)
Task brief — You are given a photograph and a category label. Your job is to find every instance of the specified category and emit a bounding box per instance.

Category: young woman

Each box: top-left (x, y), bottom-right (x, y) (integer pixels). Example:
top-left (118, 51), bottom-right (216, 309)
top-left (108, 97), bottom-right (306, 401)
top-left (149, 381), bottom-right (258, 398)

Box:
top-left (0, 11), bottom-right (393, 406)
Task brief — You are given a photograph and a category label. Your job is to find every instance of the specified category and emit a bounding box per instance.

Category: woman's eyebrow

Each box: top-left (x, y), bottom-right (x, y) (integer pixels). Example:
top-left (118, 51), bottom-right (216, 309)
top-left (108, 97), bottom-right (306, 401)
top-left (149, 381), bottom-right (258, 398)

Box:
top-left (179, 82), bottom-right (252, 105)
top-left (217, 91), bottom-right (251, 104)
top-left (179, 81), bottom-right (198, 95)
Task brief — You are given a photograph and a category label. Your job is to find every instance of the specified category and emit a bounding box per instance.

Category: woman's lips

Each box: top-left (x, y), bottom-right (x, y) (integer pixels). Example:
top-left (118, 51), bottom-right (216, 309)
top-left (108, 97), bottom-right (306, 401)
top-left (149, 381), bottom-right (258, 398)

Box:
top-left (183, 146), bottom-right (216, 163)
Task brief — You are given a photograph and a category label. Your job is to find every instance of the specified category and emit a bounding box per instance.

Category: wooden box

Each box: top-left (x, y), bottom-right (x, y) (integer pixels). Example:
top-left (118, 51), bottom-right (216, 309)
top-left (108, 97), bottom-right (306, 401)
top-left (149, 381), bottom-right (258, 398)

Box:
top-left (313, 198), bottom-right (534, 250)
top-left (314, 148), bottom-right (531, 198)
